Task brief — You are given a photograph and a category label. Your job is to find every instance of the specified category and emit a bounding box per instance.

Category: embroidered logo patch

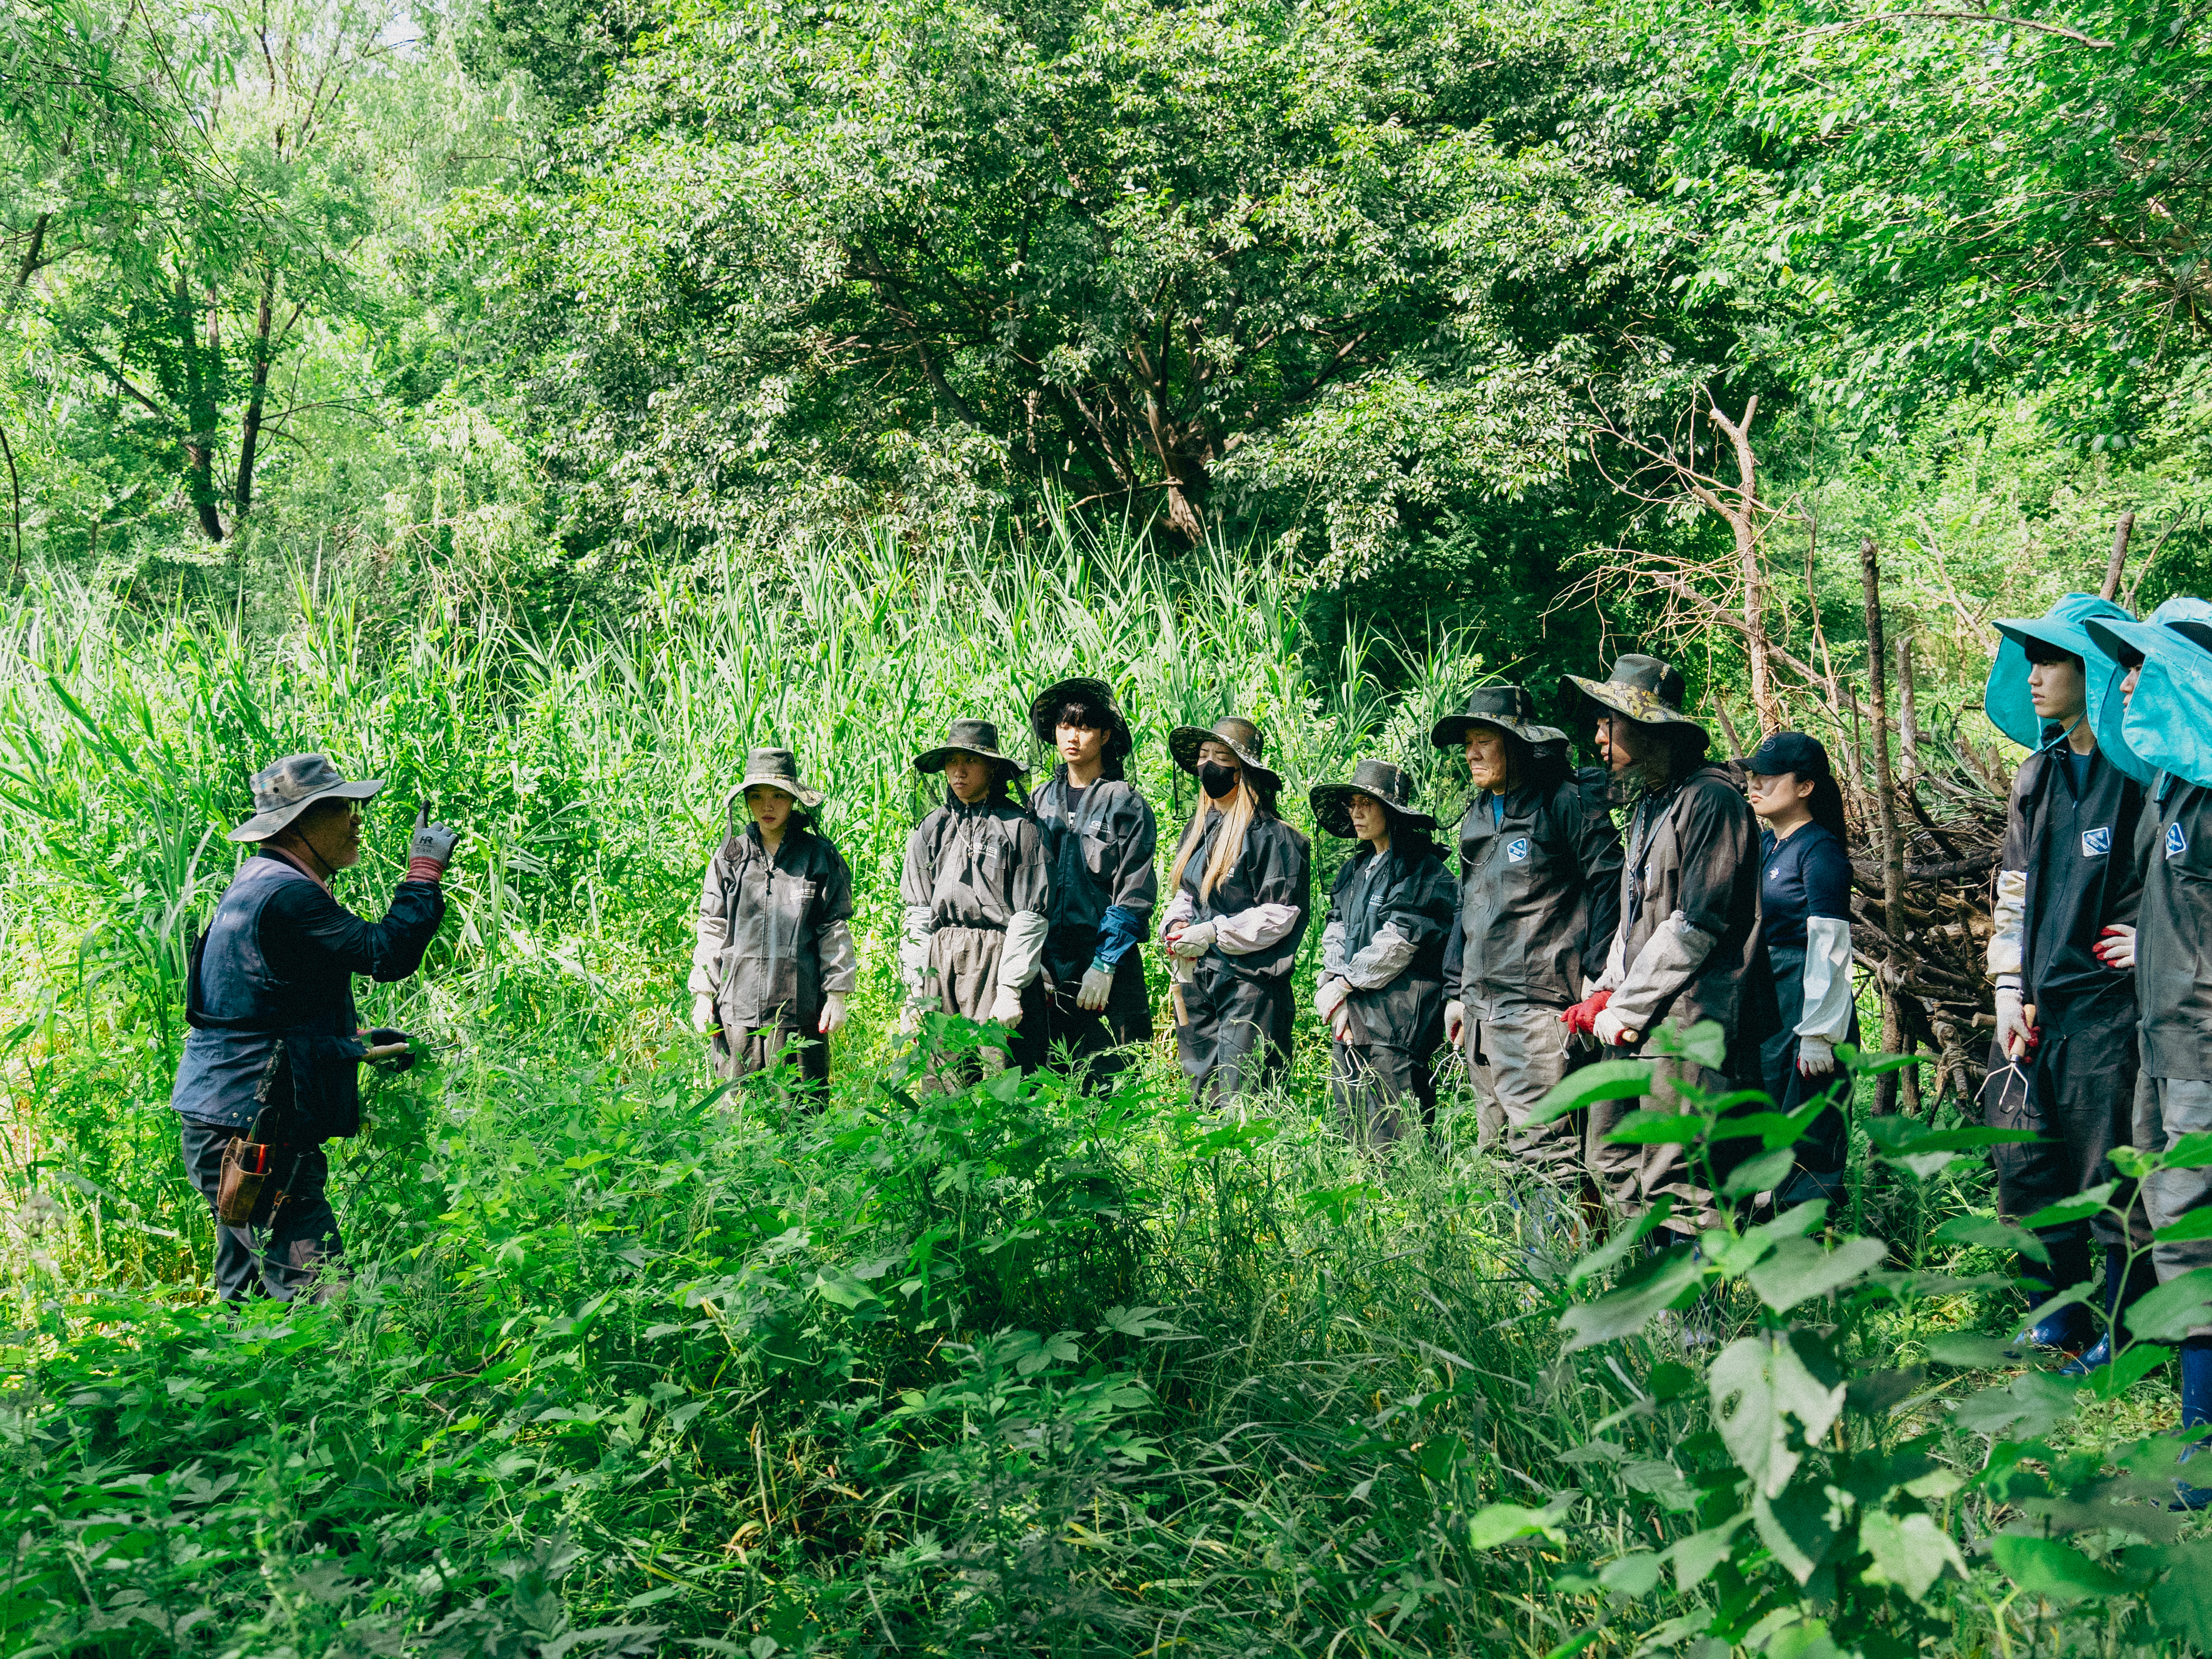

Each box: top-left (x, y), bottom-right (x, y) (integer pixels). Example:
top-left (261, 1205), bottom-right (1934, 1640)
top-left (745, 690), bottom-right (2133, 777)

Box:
top-left (2082, 826), bottom-right (2112, 857)
top-left (2169, 821), bottom-right (2189, 860)
top-left (1507, 837), bottom-right (1530, 863)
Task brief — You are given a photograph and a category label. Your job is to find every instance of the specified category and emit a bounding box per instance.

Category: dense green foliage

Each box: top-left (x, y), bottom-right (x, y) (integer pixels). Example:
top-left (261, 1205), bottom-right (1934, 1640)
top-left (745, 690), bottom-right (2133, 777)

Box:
top-left (4, 0), bottom-right (2212, 1653)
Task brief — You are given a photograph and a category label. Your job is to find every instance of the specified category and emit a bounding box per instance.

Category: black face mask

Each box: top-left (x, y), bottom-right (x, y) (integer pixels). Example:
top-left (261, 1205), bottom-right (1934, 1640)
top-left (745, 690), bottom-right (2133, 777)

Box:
top-left (1199, 762), bottom-right (1239, 801)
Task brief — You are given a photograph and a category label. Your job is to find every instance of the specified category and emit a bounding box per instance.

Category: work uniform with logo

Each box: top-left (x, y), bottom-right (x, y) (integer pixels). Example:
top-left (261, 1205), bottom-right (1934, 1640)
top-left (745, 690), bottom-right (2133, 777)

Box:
top-left (1312, 762), bottom-right (1459, 1145)
top-left (171, 756), bottom-right (452, 1300)
top-left (900, 720), bottom-right (1054, 1076)
top-left (1433, 688), bottom-right (1623, 1180)
top-left (689, 752), bottom-right (858, 1097)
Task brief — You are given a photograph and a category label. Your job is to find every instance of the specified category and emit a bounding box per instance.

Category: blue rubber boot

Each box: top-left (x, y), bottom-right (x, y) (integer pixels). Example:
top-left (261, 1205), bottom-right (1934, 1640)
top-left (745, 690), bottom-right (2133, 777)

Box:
top-left (2060, 1245), bottom-right (2158, 1378)
top-left (2011, 1228), bottom-right (2095, 1356)
top-left (2175, 1336), bottom-right (2211, 1512)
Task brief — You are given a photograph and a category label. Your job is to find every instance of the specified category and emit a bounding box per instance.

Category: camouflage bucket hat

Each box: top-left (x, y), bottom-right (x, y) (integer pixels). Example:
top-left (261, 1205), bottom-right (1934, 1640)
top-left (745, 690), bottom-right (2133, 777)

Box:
top-left (1431, 683), bottom-right (1549, 749)
top-left (1029, 676), bottom-right (1134, 762)
top-left (913, 718), bottom-right (1029, 778)
top-left (1167, 716), bottom-right (1280, 790)
top-left (228, 753), bottom-right (384, 844)
top-left (1561, 654), bottom-right (1709, 742)
top-left (728, 747), bottom-right (823, 810)
top-left (1310, 759), bottom-right (1436, 838)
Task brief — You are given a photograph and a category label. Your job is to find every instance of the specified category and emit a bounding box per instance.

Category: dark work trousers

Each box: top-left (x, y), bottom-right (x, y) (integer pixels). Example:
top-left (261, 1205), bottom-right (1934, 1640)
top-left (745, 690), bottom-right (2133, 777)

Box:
top-left (1176, 961), bottom-right (1294, 1106)
top-left (1750, 943), bottom-right (1855, 1210)
top-left (714, 1011), bottom-right (830, 1106)
top-left (179, 1120), bottom-right (340, 1302)
top-left (1042, 955), bottom-right (1153, 1094)
top-left (1985, 1015), bottom-right (2139, 1288)
top-left (1330, 1037), bottom-right (1436, 1148)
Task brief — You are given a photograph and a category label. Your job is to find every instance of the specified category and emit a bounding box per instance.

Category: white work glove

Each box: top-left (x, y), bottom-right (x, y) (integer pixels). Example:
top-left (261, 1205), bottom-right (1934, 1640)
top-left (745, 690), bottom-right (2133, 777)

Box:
top-left (691, 994), bottom-right (718, 1035)
top-left (1168, 919), bottom-right (1217, 960)
top-left (817, 992), bottom-right (848, 1035)
top-left (1592, 1006), bottom-right (1639, 1047)
top-left (990, 985), bottom-right (1025, 1026)
top-left (407, 803), bottom-right (462, 880)
top-left (1797, 1035), bottom-right (1835, 1077)
top-left (1443, 999), bottom-right (1466, 1048)
top-left (1329, 1001), bottom-right (1356, 1043)
top-left (2095, 924), bottom-right (2137, 972)
top-left (1076, 965), bottom-right (1114, 1012)
top-left (1994, 986), bottom-right (2036, 1059)
top-left (1314, 977), bottom-right (1350, 1022)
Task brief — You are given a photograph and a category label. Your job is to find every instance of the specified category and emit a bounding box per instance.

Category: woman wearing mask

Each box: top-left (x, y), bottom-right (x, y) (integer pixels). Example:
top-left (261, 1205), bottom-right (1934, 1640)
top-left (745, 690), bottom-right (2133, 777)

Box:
top-left (1160, 718), bottom-right (1311, 1104)
top-left (900, 719), bottom-right (1054, 1075)
top-left (1740, 731), bottom-right (1858, 1207)
top-left (1311, 761), bottom-right (1457, 1146)
top-left (689, 748), bottom-right (858, 1100)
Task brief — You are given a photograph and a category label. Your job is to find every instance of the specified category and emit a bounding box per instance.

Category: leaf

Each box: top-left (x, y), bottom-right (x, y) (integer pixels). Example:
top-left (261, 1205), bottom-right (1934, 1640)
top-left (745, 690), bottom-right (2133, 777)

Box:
top-left (1871, 1124), bottom-right (2040, 1182)
top-left (1620, 1459), bottom-right (1698, 1512)
top-left (1722, 1146), bottom-right (1795, 1199)
top-left (1597, 1551), bottom-right (1663, 1597)
top-left (1709, 1333), bottom-right (1846, 1498)
top-left (1558, 1254), bottom-right (1702, 1352)
top-left (2128, 1538), bottom-right (2212, 1647)
top-left (1651, 1018), bottom-right (1728, 1070)
top-left (1752, 1482), bottom-right (1835, 1585)
top-left (1299, 1183), bottom-right (1381, 1226)
top-left (1745, 1234), bottom-right (1888, 1313)
top-left (2157, 1131), bottom-right (2212, 1170)
top-left (2126, 1267), bottom-right (2212, 1341)
top-left (1989, 1534), bottom-right (2128, 1600)
top-left (1564, 1198), bottom-right (1677, 1291)
top-left (1924, 1333), bottom-right (2015, 1369)
top-left (1933, 1213), bottom-right (2051, 1264)
top-left (1663, 1513), bottom-right (1749, 1592)
top-left (1464, 1490), bottom-right (1578, 1549)
top-left (1528, 1059), bottom-right (1655, 1127)
top-left (1096, 1305), bottom-right (1179, 1339)
top-left (1599, 1110), bottom-right (1709, 1145)
top-left (1951, 1371), bottom-right (2082, 1439)
top-left (2152, 1209), bottom-right (2212, 1242)
top-left (2084, 1343), bottom-right (2171, 1399)
top-left (1859, 1510), bottom-right (1967, 1602)
top-left (2022, 1180), bottom-right (2121, 1230)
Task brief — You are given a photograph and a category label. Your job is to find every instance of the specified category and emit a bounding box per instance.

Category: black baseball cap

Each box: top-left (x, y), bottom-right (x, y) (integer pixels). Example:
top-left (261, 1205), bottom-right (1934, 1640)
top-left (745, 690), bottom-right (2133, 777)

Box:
top-left (1737, 730), bottom-right (1834, 780)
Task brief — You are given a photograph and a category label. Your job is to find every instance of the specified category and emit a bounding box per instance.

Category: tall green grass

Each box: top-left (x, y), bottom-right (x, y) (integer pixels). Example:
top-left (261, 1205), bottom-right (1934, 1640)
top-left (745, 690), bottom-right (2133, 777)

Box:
top-left (0, 518), bottom-right (2203, 1657)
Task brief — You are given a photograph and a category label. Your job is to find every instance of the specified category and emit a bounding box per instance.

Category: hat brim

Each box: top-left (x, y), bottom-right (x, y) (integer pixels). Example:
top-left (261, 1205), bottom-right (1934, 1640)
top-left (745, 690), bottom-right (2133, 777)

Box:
top-left (913, 746), bottom-right (1029, 779)
top-left (1168, 725), bottom-right (1280, 788)
top-left (730, 774), bottom-right (825, 810)
top-left (228, 778), bottom-right (384, 844)
top-left (1992, 616), bottom-right (2100, 663)
top-left (1309, 781), bottom-right (1436, 839)
top-left (1030, 677), bottom-right (1134, 761)
top-left (1431, 712), bottom-right (1549, 749)
top-left (1559, 674), bottom-right (1710, 739)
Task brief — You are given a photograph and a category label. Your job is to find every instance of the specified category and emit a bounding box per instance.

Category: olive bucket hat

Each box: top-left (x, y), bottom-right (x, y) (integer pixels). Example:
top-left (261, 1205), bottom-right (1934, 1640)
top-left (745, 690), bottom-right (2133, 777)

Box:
top-left (1167, 716), bottom-right (1281, 790)
top-left (1431, 683), bottom-right (1551, 749)
top-left (228, 753), bottom-right (384, 844)
top-left (1029, 676), bottom-right (1134, 762)
top-left (728, 747), bottom-right (823, 810)
top-left (1561, 654), bottom-right (1709, 745)
top-left (1310, 759), bottom-right (1436, 838)
top-left (913, 718), bottom-right (1030, 778)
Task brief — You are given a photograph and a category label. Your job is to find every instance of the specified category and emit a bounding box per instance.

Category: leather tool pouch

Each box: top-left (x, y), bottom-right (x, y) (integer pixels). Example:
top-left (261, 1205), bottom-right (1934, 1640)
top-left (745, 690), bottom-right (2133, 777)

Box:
top-left (216, 1136), bottom-right (274, 1224)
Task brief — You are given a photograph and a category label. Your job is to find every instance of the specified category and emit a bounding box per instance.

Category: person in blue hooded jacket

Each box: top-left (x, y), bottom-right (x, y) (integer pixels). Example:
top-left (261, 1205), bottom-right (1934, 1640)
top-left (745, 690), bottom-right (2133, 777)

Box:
top-left (2083, 602), bottom-right (2212, 1500)
top-left (1981, 593), bottom-right (2148, 1357)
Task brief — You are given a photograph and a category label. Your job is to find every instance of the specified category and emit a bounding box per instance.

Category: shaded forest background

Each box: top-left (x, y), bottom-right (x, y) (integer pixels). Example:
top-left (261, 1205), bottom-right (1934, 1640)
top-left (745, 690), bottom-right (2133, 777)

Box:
top-left (1, 0), bottom-right (2206, 721)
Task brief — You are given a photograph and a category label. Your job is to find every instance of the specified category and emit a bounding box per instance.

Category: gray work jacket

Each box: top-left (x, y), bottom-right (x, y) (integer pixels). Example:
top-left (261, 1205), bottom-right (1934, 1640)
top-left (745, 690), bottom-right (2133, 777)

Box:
top-left (2134, 772), bottom-right (2212, 1081)
top-left (689, 824), bottom-right (858, 1027)
top-left (1443, 769), bottom-right (1623, 1014)
top-left (1321, 842), bottom-right (1456, 1049)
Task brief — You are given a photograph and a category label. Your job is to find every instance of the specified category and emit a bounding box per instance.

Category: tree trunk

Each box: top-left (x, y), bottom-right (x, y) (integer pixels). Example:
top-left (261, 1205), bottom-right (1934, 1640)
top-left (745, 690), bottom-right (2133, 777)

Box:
top-left (1860, 536), bottom-right (1905, 1112)
top-left (173, 270), bottom-right (225, 541)
top-left (1708, 395), bottom-right (1780, 732)
top-left (2100, 511), bottom-right (2136, 601)
top-left (234, 267), bottom-right (276, 518)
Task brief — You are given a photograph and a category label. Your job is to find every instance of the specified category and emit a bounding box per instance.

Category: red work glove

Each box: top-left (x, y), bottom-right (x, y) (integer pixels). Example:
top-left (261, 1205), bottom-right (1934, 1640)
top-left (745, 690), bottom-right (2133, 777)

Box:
top-left (1562, 989), bottom-right (1612, 1036)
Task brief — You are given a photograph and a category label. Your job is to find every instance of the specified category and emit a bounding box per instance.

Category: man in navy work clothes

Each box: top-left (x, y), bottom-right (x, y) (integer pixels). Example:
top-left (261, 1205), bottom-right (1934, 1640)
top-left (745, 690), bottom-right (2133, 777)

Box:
top-left (1981, 596), bottom-right (2148, 1357)
top-left (172, 755), bottom-right (457, 1300)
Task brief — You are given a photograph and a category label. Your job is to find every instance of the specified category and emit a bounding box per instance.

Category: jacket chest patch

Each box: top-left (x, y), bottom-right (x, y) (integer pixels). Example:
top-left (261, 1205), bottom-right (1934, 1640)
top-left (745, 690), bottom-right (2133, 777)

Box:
top-left (2081, 826), bottom-right (2112, 857)
top-left (1506, 837), bottom-right (1530, 863)
top-left (2168, 821), bottom-right (2190, 860)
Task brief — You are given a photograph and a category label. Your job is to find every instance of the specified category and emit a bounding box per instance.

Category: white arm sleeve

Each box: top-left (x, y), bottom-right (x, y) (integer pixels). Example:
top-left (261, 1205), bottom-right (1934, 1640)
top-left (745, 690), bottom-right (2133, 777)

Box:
top-left (1987, 867), bottom-right (2026, 992)
top-left (820, 919), bottom-right (860, 996)
top-left (1160, 890), bottom-right (1195, 936)
top-left (688, 856), bottom-right (729, 999)
top-left (1594, 919), bottom-right (1629, 994)
top-left (1606, 910), bottom-right (1719, 1031)
top-left (1341, 923), bottom-right (1418, 991)
top-left (900, 904), bottom-right (935, 995)
top-left (997, 910), bottom-right (1050, 989)
top-left (1213, 903), bottom-right (1302, 955)
top-left (1798, 916), bottom-right (1854, 1042)
top-left (1320, 918), bottom-right (1348, 978)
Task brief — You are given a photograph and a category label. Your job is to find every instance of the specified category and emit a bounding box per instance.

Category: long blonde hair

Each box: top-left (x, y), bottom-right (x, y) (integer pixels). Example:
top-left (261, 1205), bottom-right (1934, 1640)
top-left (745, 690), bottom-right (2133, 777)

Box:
top-left (1170, 776), bottom-right (1260, 903)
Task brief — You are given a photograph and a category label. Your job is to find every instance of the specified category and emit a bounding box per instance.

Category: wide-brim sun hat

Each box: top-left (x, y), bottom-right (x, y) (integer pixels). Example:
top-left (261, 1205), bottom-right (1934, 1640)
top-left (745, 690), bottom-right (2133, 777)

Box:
top-left (1168, 716), bottom-right (1280, 790)
top-left (1431, 684), bottom-right (1551, 749)
top-left (913, 718), bottom-right (1029, 777)
top-left (1310, 759), bottom-right (1436, 838)
top-left (229, 753), bottom-right (384, 844)
top-left (1029, 676), bottom-right (1134, 762)
top-left (1984, 592), bottom-right (2134, 750)
top-left (1560, 654), bottom-right (1709, 745)
top-left (2084, 599), bottom-right (2212, 784)
top-left (727, 746), bottom-right (824, 810)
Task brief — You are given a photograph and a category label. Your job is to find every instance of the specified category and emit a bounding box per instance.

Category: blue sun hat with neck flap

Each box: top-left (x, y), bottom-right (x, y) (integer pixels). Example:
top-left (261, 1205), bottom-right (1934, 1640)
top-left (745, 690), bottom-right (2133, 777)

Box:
top-left (2081, 598), bottom-right (2212, 784)
top-left (2084, 599), bottom-right (2212, 788)
top-left (1985, 592), bottom-right (2135, 750)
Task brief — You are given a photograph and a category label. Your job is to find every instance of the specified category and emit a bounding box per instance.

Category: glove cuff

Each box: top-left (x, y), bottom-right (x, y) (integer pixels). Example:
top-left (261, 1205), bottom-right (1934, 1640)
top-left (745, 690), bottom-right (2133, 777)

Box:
top-left (407, 857), bottom-right (447, 883)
